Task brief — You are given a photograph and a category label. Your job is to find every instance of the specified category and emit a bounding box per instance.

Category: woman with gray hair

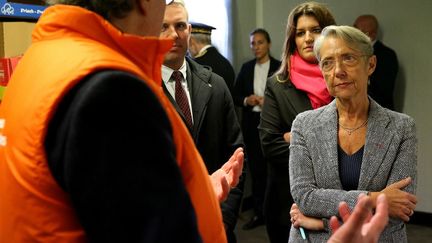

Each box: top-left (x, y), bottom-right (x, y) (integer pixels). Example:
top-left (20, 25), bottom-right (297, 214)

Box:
top-left (288, 25), bottom-right (417, 242)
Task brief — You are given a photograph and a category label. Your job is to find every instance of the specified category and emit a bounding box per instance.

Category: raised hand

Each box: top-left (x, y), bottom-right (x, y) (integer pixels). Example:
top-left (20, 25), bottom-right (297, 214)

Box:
top-left (209, 147), bottom-right (244, 202)
top-left (328, 194), bottom-right (388, 243)
top-left (221, 147), bottom-right (244, 187)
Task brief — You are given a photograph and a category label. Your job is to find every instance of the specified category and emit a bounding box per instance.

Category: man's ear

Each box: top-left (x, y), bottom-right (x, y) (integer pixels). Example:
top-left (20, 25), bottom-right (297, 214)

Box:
top-left (187, 23), bottom-right (192, 34)
top-left (136, 0), bottom-right (147, 15)
top-left (186, 23), bottom-right (192, 42)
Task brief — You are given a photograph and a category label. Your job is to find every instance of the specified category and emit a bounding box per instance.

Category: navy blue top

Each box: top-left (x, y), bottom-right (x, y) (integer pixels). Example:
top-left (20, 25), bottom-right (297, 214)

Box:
top-left (338, 145), bottom-right (364, 191)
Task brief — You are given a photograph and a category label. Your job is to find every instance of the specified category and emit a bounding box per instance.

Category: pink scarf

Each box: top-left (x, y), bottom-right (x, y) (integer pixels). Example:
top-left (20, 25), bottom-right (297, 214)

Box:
top-left (289, 51), bottom-right (332, 109)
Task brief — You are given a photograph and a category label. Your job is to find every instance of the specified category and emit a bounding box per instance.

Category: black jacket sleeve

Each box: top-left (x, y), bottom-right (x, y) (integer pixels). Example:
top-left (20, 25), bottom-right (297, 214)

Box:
top-left (258, 77), bottom-right (311, 170)
top-left (206, 71), bottom-right (245, 232)
top-left (232, 63), bottom-right (250, 107)
top-left (259, 77), bottom-right (291, 169)
top-left (45, 70), bottom-right (202, 243)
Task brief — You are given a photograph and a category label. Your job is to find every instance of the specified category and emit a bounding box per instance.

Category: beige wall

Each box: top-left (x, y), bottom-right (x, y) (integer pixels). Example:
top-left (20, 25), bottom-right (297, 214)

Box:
top-left (0, 22), bottom-right (35, 57)
top-left (233, 0), bottom-right (432, 213)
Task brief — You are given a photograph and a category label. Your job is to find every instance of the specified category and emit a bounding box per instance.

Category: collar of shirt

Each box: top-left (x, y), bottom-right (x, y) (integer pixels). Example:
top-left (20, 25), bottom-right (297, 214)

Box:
top-left (196, 45), bottom-right (212, 57)
top-left (162, 59), bottom-right (192, 110)
top-left (162, 59), bottom-right (187, 85)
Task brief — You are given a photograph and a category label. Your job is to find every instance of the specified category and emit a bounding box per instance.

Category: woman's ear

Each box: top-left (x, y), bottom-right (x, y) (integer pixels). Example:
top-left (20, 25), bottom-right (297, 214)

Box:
top-left (367, 55), bottom-right (377, 76)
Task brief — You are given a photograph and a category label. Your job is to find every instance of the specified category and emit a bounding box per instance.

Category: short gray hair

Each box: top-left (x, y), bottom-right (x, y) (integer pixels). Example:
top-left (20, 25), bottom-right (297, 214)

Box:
top-left (46, 0), bottom-right (134, 19)
top-left (191, 33), bottom-right (211, 45)
top-left (313, 25), bottom-right (373, 61)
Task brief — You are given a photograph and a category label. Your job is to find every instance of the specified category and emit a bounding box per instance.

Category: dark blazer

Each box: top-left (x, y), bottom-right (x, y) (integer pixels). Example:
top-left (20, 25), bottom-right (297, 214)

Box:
top-left (288, 99), bottom-right (417, 243)
top-left (163, 58), bottom-right (244, 232)
top-left (369, 40), bottom-right (398, 110)
top-left (194, 46), bottom-right (236, 93)
top-left (258, 75), bottom-right (311, 241)
top-left (259, 75), bottom-right (312, 175)
top-left (233, 56), bottom-right (280, 130)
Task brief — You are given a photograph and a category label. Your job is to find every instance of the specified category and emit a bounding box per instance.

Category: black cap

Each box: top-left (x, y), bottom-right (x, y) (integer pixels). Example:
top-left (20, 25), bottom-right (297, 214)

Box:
top-left (190, 22), bottom-right (216, 35)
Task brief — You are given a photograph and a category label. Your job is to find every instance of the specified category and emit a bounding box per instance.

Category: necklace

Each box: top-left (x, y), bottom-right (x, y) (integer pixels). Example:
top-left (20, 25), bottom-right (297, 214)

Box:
top-left (338, 118), bottom-right (368, 135)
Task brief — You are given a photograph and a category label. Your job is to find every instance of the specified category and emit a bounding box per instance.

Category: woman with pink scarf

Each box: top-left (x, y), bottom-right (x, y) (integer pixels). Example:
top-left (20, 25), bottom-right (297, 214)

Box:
top-left (258, 2), bottom-right (335, 243)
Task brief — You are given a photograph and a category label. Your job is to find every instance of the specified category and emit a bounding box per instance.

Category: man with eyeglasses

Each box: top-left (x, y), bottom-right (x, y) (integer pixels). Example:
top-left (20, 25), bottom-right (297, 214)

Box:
top-left (0, 0), bottom-right (240, 242)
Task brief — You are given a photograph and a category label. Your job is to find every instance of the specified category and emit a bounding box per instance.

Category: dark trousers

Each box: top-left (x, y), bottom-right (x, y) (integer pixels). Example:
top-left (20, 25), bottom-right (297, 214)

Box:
top-left (243, 112), bottom-right (267, 218)
top-left (264, 170), bottom-right (293, 243)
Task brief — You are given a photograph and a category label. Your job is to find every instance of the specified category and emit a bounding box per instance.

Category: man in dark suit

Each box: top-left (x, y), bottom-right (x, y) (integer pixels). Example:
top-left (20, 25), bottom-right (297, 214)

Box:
top-left (189, 22), bottom-right (236, 93)
top-left (354, 14), bottom-right (399, 110)
top-left (161, 2), bottom-right (244, 243)
top-left (233, 28), bottom-right (281, 230)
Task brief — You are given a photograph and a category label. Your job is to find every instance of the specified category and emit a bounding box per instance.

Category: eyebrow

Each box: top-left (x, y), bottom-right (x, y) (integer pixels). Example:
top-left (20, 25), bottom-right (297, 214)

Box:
top-left (296, 25), bottom-right (321, 31)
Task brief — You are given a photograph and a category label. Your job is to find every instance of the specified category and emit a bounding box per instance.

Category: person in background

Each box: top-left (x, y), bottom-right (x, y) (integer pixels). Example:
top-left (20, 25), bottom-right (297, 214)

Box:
top-left (258, 2), bottom-right (335, 242)
top-left (0, 0), bottom-right (243, 242)
top-left (189, 22), bottom-right (236, 93)
top-left (233, 28), bottom-right (280, 230)
top-left (288, 25), bottom-right (417, 242)
top-left (160, 2), bottom-right (244, 242)
top-left (328, 194), bottom-right (389, 243)
top-left (354, 14), bottom-right (398, 110)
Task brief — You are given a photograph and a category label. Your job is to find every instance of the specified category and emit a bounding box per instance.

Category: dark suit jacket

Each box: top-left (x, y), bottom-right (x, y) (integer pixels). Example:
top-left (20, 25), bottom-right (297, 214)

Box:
top-left (369, 40), bottom-right (398, 110)
top-left (163, 58), bottom-right (244, 231)
top-left (194, 46), bottom-right (235, 93)
top-left (233, 57), bottom-right (281, 131)
top-left (258, 75), bottom-right (311, 228)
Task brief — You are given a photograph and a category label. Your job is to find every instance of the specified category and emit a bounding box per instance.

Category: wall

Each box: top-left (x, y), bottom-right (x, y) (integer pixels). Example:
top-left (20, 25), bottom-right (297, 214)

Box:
top-left (0, 22), bottom-right (34, 57)
top-left (233, 0), bottom-right (432, 213)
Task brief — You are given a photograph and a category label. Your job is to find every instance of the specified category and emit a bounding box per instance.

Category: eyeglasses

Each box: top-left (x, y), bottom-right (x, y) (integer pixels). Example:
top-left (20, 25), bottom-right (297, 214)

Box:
top-left (319, 53), bottom-right (369, 72)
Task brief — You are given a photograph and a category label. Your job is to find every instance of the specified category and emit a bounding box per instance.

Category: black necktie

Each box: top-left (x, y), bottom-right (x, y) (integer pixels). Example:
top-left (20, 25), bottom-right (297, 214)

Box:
top-left (172, 71), bottom-right (193, 129)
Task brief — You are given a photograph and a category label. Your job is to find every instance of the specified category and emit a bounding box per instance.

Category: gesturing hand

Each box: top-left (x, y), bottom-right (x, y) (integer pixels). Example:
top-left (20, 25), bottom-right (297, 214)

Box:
top-left (209, 148), bottom-right (244, 202)
top-left (328, 194), bottom-right (388, 243)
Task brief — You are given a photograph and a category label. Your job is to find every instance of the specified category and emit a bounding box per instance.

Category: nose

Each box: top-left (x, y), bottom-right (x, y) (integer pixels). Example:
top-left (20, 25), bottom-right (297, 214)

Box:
top-left (305, 31), bottom-right (314, 43)
top-left (333, 59), bottom-right (347, 79)
top-left (165, 25), bottom-right (179, 39)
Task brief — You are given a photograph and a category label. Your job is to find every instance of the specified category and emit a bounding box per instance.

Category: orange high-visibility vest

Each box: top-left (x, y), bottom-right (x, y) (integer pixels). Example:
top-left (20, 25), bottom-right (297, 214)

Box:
top-left (0, 5), bottom-right (226, 243)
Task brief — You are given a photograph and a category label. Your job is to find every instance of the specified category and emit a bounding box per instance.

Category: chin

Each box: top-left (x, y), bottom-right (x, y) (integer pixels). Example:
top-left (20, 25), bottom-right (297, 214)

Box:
top-left (303, 55), bottom-right (317, 63)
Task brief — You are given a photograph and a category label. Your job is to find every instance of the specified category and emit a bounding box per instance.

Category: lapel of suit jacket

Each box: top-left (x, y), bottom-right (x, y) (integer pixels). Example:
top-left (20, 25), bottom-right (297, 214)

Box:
top-left (186, 60), bottom-right (212, 140)
top-left (312, 100), bottom-right (343, 189)
top-left (285, 79), bottom-right (313, 115)
top-left (357, 99), bottom-right (392, 189)
top-left (162, 82), bottom-right (185, 120)
top-left (245, 61), bottom-right (255, 95)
